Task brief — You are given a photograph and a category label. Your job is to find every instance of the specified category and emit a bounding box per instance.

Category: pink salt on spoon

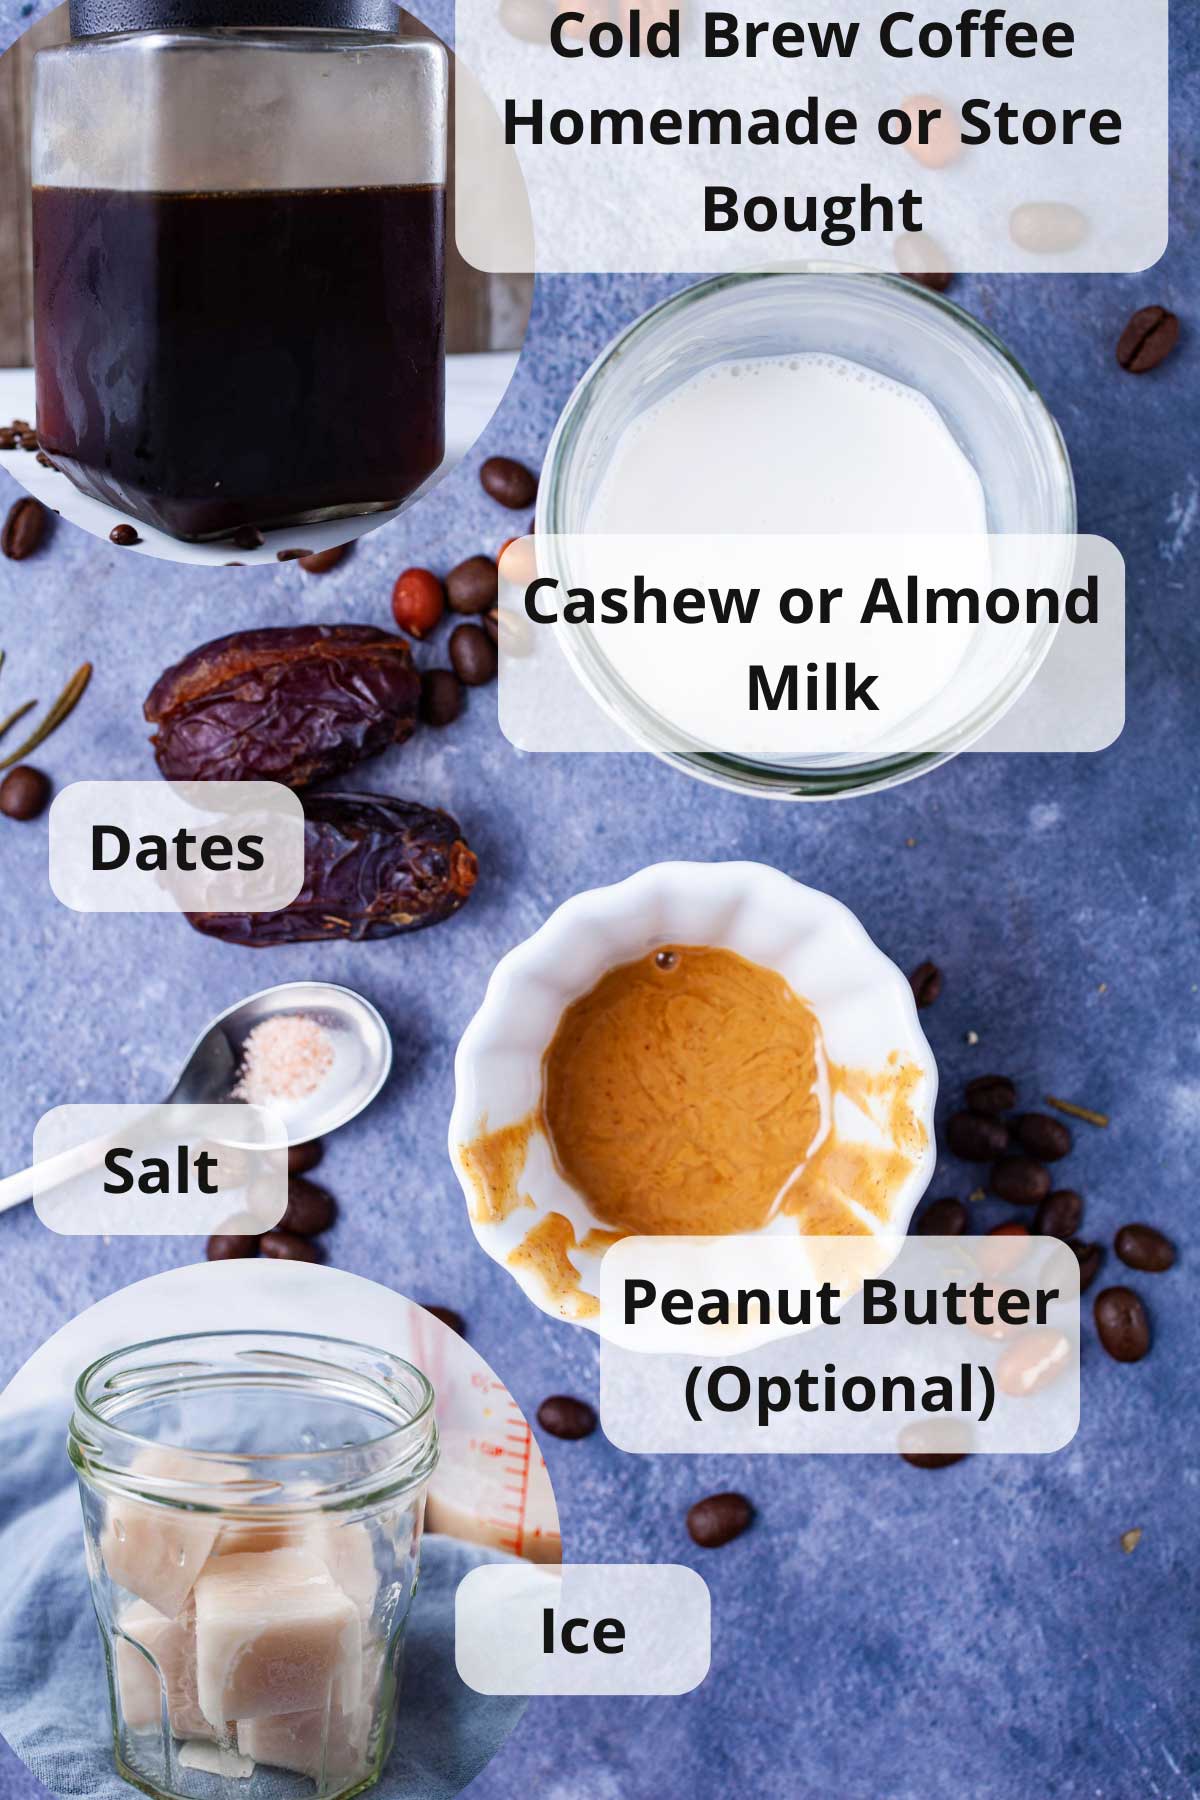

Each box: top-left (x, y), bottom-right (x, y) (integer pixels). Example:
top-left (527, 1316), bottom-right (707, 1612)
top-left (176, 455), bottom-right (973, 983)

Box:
top-left (233, 1015), bottom-right (336, 1108)
top-left (0, 983), bottom-right (391, 1213)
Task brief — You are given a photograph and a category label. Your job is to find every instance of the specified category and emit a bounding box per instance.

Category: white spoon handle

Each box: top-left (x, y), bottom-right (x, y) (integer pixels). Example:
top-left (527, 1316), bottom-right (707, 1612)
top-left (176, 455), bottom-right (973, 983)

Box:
top-left (0, 1107), bottom-right (160, 1217)
top-left (0, 1141), bottom-right (100, 1214)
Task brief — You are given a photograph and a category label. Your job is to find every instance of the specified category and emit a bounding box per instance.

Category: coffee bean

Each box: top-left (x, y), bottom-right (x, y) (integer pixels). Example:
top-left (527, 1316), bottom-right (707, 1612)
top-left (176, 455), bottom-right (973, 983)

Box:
top-left (446, 555), bottom-right (499, 615)
top-left (35, 452), bottom-right (56, 469)
top-left (231, 526), bottom-right (264, 550)
top-left (1116, 305), bottom-right (1180, 374)
top-left (278, 1177), bottom-right (337, 1237)
top-left (537, 1395), bottom-right (597, 1440)
top-left (916, 1197), bottom-right (968, 1235)
top-left (260, 1229), bottom-right (323, 1263)
top-left (480, 455), bottom-right (538, 509)
top-left (10, 420), bottom-right (30, 432)
top-left (1009, 201), bottom-right (1087, 253)
top-left (897, 1421), bottom-right (969, 1466)
top-left (1070, 1240), bottom-right (1104, 1293)
top-left (996, 1328), bottom-right (1071, 1398)
top-left (109, 523), bottom-right (140, 546)
top-left (900, 94), bottom-right (962, 170)
top-left (909, 960), bottom-right (942, 1007)
top-left (895, 231), bottom-right (955, 290)
top-left (287, 1140), bottom-right (324, 1176)
top-left (499, 0), bottom-right (551, 41)
top-left (392, 567), bottom-right (445, 638)
top-left (686, 1492), bottom-right (754, 1547)
top-left (946, 1111), bottom-right (1009, 1161)
top-left (0, 429), bottom-right (15, 449)
top-left (298, 543), bottom-right (349, 574)
top-left (18, 432), bottom-right (39, 451)
top-left (1034, 1188), bottom-right (1083, 1239)
top-left (421, 667), bottom-right (463, 727)
top-left (450, 623), bottom-right (498, 687)
top-left (206, 1234), bottom-right (259, 1260)
top-left (1114, 1223), bottom-right (1175, 1273)
top-left (964, 1074), bottom-right (1016, 1116)
top-left (425, 1305), bottom-right (466, 1336)
top-left (1, 497), bottom-right (47, 561)
top-left (275, 547), bottom-right (308, 561)
top-left (983, 1221), bottom-right (1029, 1277)
top-left (1094, 1285), bottom-right (1150, 1362)
top-left (989, 1157), bottom-right (1051, 1205)
top-left (1014, 1113), bottom-right (1071, 1161)
top-left (485, 605), bottom-right (534, 657)
top-left (0, 766), bottom-right (50, 821)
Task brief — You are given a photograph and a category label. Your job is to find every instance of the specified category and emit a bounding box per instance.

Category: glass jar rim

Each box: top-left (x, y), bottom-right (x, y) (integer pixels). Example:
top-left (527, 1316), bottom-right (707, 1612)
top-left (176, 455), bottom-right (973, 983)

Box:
top-left (69, 1329), bottom-right (438, 1514)
top-left (543, 264), bottom-right (1071, 428)
top-left (538, 267), bottom-right (1078, 800)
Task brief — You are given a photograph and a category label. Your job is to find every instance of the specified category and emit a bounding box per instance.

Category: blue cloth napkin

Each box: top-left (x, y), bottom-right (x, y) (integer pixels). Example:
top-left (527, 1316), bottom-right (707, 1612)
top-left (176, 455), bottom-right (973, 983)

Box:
top-left (0, 1409), bottom-right (525, 1800)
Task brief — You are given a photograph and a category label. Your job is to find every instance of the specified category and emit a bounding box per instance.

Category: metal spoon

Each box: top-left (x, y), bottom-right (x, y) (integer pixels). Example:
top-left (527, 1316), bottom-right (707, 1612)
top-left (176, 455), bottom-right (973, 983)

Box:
top-left (0, 982), bottom-right (392, 1216)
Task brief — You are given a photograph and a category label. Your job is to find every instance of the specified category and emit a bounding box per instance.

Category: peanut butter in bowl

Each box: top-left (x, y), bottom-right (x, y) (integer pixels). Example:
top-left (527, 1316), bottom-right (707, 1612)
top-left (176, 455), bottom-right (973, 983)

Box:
top-left (450, 862), bottom-right (939, 1338)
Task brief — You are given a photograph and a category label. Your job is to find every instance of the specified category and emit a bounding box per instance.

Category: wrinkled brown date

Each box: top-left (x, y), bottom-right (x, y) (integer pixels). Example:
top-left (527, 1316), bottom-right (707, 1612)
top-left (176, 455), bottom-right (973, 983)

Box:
top-left (188, 793), bottom-right (477, 945)
top-left (145, 625), bottom-right (421, 789)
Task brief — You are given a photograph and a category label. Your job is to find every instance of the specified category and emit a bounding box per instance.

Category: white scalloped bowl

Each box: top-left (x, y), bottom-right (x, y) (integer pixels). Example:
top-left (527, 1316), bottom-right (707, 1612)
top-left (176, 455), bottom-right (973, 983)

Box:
top-left (449, 861), bottom-right (938, 1339)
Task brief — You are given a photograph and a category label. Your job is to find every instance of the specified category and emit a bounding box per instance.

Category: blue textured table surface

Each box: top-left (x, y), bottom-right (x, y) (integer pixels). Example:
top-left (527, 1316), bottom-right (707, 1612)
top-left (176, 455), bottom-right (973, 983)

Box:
top-left (0, 4), bottom-right (1196, 1797)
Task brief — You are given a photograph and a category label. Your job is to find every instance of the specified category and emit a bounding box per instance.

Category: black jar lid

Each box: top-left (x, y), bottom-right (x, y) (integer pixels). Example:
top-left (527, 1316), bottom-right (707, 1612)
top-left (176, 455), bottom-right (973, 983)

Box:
top-left (70, 0), bottom-right (399, 35)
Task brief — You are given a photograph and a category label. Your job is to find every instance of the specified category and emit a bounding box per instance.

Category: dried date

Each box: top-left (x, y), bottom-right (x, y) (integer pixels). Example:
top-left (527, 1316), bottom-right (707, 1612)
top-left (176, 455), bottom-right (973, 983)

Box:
top-left (145, 625), bottom-right (420, 789)
top-left (188, 793), bottom-right (477, 945)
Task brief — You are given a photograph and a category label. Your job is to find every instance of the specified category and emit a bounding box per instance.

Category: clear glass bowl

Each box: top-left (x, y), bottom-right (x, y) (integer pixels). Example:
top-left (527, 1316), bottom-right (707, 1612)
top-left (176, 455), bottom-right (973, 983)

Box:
top-left (538, 269), bottom-right (1077, 799)
top-left (69, 1331), bottom-right (439, 1800)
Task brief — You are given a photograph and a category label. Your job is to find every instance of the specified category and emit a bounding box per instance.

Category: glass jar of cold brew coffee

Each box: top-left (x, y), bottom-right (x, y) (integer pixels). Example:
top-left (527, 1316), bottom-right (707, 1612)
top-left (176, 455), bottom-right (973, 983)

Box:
top-left (33, 1), bottom-right (447, 542)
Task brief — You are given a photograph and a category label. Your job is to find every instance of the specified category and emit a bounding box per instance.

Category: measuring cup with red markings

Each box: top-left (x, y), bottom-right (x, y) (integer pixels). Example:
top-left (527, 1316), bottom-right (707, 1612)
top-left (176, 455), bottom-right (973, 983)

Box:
top-left (408, 1312), bottom-right (561, 1564)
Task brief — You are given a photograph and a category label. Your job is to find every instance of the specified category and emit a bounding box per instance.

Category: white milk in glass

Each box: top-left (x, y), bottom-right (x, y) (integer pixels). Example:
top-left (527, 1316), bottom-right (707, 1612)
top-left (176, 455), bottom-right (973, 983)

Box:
top-left (580, 353), bottom-right (991, 754)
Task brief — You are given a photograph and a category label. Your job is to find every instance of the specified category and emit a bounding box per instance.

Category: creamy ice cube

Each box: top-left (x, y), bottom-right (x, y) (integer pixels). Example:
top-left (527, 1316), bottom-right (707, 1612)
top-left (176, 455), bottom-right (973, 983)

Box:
top-left (236, 1701), bottom-right (369, 1784)
top-left (101, 1448), bottom-right (231, 1619)
top-left (202, 1518), bottom-right (375, 1719)
top-left (194, 1548), bottom-right (360, 1732)
top-left (214, 1514), bottom-right (377, 1617)
top-left (115, 1600), bottom-right (214, 1741)
top-left (236, 1642), bottom-right (384, 1782)
top-left (309, 1518), bottom-right (379, 1622)
top-left (214, 1518), bottom-right (303, 1557)
top-left (177, 1740), bottom-right (255, 1779)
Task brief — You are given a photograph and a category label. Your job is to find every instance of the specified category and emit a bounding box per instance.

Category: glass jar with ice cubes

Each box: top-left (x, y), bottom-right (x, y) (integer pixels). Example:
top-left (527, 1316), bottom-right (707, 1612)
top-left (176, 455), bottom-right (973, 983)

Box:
top-left (68, 1332), bottom-right (440, 1800)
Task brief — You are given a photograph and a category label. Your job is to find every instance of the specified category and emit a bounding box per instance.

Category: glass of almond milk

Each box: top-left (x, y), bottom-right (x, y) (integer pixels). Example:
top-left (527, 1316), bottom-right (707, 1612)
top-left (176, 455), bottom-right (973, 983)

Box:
top-left (70, 1332), bottom-right (438, 1800)
top-left (538, 270), bottom-right (1076, 798)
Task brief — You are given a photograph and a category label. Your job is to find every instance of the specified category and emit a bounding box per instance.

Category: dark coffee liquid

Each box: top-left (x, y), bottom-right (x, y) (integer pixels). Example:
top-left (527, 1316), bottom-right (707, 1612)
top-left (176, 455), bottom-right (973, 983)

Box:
top-left (33, 184), bottom-right (445, 541)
